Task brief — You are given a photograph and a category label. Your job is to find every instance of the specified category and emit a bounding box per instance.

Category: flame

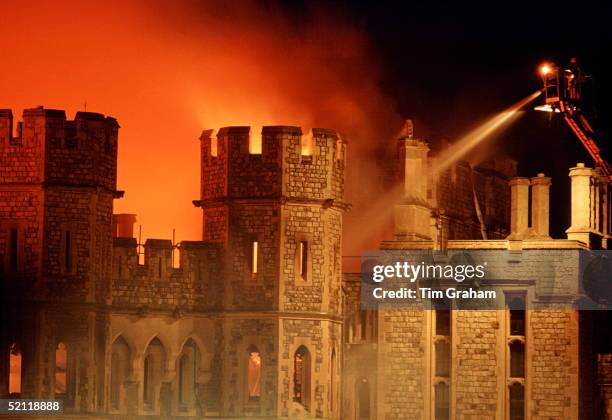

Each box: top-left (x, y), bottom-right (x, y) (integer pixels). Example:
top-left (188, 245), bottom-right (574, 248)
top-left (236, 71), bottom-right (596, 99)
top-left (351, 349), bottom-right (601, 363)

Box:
top-left (301, 130), bottom-right (314, 156)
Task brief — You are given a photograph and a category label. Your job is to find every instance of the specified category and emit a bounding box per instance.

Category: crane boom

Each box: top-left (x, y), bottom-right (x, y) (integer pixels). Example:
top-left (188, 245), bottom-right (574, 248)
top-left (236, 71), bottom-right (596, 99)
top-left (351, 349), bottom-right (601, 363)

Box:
top-left (537, 60), bottom-right (612, 181)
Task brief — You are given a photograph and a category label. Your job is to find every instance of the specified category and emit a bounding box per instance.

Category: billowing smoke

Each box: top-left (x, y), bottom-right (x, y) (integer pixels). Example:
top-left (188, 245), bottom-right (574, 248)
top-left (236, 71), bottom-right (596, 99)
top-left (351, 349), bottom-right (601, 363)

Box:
top-left (0, 0), bottom-right (400, 252)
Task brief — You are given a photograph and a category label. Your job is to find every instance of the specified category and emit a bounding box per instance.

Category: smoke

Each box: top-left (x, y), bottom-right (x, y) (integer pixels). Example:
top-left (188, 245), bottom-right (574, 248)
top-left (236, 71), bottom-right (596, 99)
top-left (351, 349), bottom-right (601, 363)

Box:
top-left (0, 0), bottom-right (400, 247)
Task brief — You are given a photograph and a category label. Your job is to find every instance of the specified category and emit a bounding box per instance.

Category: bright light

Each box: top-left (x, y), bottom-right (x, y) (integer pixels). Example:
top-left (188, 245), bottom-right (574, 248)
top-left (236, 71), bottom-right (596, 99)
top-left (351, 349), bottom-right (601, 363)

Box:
top-left (534, 104), bottom-right (561, 113)
top-left (540, 64), bottom-right (552, 75)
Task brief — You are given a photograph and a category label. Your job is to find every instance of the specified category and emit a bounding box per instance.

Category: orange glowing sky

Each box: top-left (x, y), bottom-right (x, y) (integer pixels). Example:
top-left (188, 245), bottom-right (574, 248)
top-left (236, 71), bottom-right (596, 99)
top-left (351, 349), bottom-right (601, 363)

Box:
top-left (0, 0), bottom-right (399, 247)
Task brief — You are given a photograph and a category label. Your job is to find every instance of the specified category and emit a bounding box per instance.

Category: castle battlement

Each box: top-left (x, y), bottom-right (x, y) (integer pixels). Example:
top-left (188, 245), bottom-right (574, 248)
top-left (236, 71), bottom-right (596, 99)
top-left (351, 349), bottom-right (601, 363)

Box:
top-left (0, 107), bottom-right (119, 192)
top-left (199, 125), bottom-right (346, 202)
top-left (111, 238), bottom-right (222, 310)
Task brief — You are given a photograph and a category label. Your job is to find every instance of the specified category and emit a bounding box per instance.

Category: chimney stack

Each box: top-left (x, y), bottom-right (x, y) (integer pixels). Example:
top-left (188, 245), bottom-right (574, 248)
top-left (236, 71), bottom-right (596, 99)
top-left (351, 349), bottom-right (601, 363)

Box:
top-left (507, 177), bottom-right (530, 240)
top-left (566, 163), bottom-right (601, 246)
top-left (394, 121), bottom-right (432, 240)
top-left (113, 214), bottom-right (137, 238)
top-left (530, 173), bottom-right (551, 238)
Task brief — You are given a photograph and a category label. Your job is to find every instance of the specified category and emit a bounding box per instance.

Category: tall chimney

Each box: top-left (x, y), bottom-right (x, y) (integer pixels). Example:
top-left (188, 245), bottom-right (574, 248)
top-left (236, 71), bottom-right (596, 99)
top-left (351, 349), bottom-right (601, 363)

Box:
top-left (507, 177), bottom-right (530, 240)
top-left (394, 121), bottom-right (431, 240)
top-left (530, 173), bottom-right (551, 238)
top-left (566, 163), bottom-right (600, 246)
top-left (113, 214), bottom-right (137, 238)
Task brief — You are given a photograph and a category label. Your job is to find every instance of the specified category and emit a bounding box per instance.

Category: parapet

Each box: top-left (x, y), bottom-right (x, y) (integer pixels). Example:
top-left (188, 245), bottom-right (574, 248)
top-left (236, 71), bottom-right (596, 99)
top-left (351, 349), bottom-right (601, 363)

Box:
top-left (0, 107), bottom-right (120, 191)
top-left (111, 239), bottom-right (223, 310)
top-left (199, 125), bottom-right (347, 203)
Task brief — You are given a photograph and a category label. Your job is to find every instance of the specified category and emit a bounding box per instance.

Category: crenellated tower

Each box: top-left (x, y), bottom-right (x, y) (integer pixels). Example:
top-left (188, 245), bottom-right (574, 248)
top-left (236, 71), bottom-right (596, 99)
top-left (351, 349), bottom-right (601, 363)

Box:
top-left (0, 107), bottom-right (120, 410)
top-left (196, 125), bottom-right (347, 418)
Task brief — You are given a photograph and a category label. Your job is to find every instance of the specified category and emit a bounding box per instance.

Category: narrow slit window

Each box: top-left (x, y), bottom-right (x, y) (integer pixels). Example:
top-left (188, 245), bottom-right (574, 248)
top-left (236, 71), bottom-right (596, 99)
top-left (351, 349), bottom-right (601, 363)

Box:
top-left (251, 241), bottom-right (258, 275)
top-left (509, 383), bottom-right (525, 420)
top-left (510, 341), bottom-right (525, 378)
top-left (9, 343), bottom-right (22, 395)
top-left (434, 382), bottom-right (450, 420)
top-left (9, 227), bottom-right (18, 271)
top-left (293, 346), bottom-right (311, 409)
top-left (248, 346), bottom-right (261, 401)
top-left (299, 241), bottom-right (308, 277)
top-left (55, 342), bottom-right (67, 396)
top-left (64, 231), bottom-right (72, 273)
top-left (435, 310), bottom-right (450, 336)
top-left (435, 341), bottom-right (450, 377)
top-left (158, 257), bottom-right (162, 278)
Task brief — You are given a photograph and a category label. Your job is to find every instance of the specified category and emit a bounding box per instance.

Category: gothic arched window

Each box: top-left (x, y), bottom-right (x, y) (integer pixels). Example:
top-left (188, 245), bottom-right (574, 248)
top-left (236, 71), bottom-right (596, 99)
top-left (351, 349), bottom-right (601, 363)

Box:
top-left (110, 336), bottom-right (131, 410)
top-left (55, 342), bottom-right (67, 397)
top-left (143, 338), bottom-right (165, 410)
top-left (293, 345), bottom-right (311, 410)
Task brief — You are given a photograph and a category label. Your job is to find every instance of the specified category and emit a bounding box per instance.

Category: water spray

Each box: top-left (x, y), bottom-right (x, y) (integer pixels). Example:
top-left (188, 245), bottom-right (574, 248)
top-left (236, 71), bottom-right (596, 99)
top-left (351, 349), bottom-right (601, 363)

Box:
top-left (432, 90), bottom-right (543, 175)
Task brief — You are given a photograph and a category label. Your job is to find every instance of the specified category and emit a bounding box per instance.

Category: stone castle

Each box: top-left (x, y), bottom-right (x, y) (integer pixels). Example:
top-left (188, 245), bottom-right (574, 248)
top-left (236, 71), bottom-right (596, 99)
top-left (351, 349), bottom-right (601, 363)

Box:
top-left (0, 107), bottom-right (610, 419)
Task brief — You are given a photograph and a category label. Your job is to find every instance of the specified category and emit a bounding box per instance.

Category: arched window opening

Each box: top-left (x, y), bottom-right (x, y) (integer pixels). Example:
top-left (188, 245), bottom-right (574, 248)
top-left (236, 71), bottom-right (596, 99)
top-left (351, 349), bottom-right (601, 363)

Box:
top-left (434, 382), bottom-right (450, 420)
top-left (178, 339), bottom-right (198, 407)
top-left (9, 343), bottom-right (21, 395)
top-left (143, 338), bottom-right (165, 410)
top-left (110, 337), bottom-right (131, 410)
top-left (55, 342), bottom-right (67, 397)
top-left (356, 378), bottom-right (370, 420)
top-left (509, 383), bottom-right (525, 420)
top-left (293, 346), bottom-right (311, 410)
top-left (435, 341), bottom-right (450, 378)
top-left (247, 345), bottom-right (261, 401)
top-left (509, 341), bottom-right (525, 378)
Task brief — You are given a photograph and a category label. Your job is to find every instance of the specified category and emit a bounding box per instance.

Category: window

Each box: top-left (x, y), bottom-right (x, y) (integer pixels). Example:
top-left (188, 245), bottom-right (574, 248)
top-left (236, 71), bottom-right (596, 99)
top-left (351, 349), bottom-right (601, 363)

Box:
top-left (434, 382), bottom-right (450, 420)
top-left (435, 310), bottom-right (450, 336)
top-left (509, 297), bottom-right (525, 335)
top-left (143, 338), bottom-right (165, 409)
top-left (64, 231), bottom-right (73, 273)
top-left (55, 343), bottom-right (67, 396)
top-left (178, 339), bottom-right (197, 406)
top-left (9, 343), bottom-right (21, 395)
top-left (356, 378), bottom-right (370, 419)
top-left (435, 341), bottom-right (450, 378)
top-left (509, 383), bottom-right (525, 420)
top-left (506, 293), bottom-right (526, 419)
top-left (110, 336), bottom-right (131, 410)
top-left (293, 346), bottom-right (311, 410)
top-left (299, 241), bottom-right (308, 278)
top-left (143, 355), bottom-right (152, 405)
top-left (433, 310), bottom-right (451, 418)
top-left (9, 227), bottom-right (18, 271)
top-left (251, 241), bottom-right (258, 275)
top-left (247, 345), bottom-right (261, 401)
top-left (158, 257), bottom-right (162, 278)
top-left (509, 341), bottom-right (525, 378)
